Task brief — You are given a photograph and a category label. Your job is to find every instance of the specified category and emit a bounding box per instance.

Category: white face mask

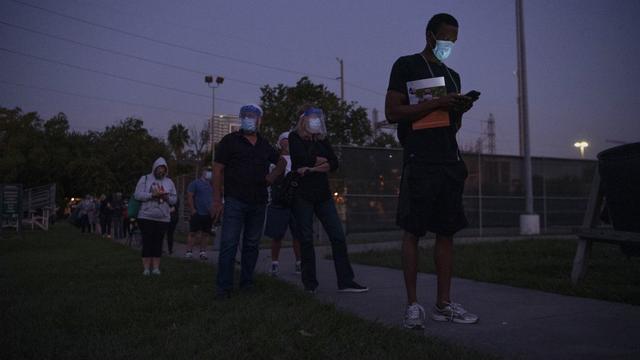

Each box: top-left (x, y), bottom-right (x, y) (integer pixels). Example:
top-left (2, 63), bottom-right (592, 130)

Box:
top-left (204, 171), bottom-right (212, 180)
top-left (307, 117), bottom-right (323, 134)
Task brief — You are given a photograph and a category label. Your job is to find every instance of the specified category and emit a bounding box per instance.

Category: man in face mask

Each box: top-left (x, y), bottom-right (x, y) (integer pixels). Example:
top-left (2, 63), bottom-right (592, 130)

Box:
top-left (185, 165), bottom-right (214, 260)
top-left (212, 104), bottom-right (287, 298)
top-left (385, 13), bottom-right (479, 329)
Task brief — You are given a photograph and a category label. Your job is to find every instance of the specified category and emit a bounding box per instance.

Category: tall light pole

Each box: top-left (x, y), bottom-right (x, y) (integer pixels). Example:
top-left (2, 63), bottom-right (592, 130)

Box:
top-left (574, 141), bottom-right (589, 158)
top-left (516, 0), bottom-right (540, 234)
top-left (205, 75), bottom-right (224, 159)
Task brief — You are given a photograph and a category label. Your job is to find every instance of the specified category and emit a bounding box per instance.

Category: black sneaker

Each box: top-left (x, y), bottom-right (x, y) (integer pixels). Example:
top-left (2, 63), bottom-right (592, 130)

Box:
top-left (338, 281), bottom-right (369, 293)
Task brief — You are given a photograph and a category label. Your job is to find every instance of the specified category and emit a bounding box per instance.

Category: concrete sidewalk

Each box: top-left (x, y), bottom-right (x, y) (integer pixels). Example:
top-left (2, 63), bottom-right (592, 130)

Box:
top-left (155, 238), bottom-right (640, 360)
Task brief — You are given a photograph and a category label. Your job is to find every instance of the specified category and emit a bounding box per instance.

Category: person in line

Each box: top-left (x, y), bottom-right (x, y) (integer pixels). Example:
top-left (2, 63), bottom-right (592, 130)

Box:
top-left (78, 195), bottom-right (94, 233)
top-left (134, 157), bottom-right (177, 276)
top-left (111, 192), bottom-right (125, 240)
top-left (265, 131), bottom-right (302, 276)
top-left (385, 13), bottom-right (478, 328)
top-left (99, 194), bottom-right (113, 238)
top-left (185, 166), bottom-right (214, 260)
top-left (212, 104), bottom-right (286, 298)
top-left (289, 106), bottom-right (368, 294)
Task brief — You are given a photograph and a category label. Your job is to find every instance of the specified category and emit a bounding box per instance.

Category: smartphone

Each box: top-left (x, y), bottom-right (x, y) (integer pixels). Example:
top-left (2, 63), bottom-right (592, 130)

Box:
top-left (464, 90), bottom-right (481, 101)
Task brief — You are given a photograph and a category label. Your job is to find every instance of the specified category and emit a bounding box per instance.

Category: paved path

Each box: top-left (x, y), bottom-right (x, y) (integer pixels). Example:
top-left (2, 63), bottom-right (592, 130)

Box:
top-left (128, 236), bottom-right (640, 359)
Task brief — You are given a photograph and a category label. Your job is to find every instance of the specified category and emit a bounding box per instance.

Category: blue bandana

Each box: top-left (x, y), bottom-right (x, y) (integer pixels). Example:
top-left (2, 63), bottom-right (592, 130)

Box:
top-left (303, 107), bottom-right (323, 117)
top-left (239, 104), bottom-right (263, 117)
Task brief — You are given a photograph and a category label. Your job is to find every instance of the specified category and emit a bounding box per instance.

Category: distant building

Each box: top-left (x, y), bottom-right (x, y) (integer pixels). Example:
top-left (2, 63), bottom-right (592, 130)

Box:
top-left (208, 114), bottom-right (239, 152)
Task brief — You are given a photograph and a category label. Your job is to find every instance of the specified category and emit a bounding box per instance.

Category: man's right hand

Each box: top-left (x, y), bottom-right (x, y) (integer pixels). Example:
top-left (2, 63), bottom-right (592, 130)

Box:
top-left (437, 94), bottom-right (469, 110)
top-left (212, 201), bottom-right (223, 223)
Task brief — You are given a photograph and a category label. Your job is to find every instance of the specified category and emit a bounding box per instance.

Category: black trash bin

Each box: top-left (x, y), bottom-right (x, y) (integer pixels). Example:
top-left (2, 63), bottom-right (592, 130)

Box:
top-left (598, 142), bottom-right (640, 256)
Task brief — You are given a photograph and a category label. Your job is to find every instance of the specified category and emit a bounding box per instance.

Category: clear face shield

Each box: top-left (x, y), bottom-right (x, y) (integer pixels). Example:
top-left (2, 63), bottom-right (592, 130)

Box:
top-left (301, 107), bottom-right (327, 137)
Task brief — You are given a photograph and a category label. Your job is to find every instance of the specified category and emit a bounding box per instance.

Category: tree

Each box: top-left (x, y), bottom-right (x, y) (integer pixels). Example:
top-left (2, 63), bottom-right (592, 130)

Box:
top-left (167, 123), bottom-right (190, 160)
top-left (187, 123), bottom-right (209, 162)
top-left (259, 77), bottom-right (373, 145)
top-left (368, 132), bottom-right (400, 148)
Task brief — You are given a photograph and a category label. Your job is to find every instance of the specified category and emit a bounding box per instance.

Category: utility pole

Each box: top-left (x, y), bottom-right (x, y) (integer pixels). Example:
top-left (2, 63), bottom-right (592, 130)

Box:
top-left (516, 0), bottom-right (539, 234)
top-left (487, 113), bottom-right (496, 154)
top-left (336, 58), bottom-right (344, 101)
top-left (476, 137), bottom-right (483, 237)
top-left (372, 108), bottom-right (379, 137)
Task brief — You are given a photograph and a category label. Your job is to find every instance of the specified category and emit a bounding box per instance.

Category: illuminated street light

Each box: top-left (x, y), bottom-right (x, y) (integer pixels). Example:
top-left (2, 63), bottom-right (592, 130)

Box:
top-left (574, 141), bottom-right (589, 158)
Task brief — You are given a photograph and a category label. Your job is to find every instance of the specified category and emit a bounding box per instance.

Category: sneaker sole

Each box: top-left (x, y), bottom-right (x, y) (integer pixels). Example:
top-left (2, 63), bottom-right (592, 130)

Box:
top-left (403, 322), bottom-right (425, 330)
top-left (431, 314), bottom-right (478, 324)
top-left (337, 288), bottom-right (369, 293)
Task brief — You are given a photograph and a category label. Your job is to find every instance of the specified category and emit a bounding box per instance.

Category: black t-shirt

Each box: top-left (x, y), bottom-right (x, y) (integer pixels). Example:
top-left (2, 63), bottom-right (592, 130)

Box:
top-left (289, 131), bottom-right (339, 203)
top-left (387, 53), bottom-right (463, 163)
top-left (214, 131), bottom-right (280, 205)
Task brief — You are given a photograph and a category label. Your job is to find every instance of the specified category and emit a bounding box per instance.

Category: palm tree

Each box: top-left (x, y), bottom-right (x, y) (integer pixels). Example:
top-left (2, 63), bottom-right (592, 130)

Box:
top-left (167, 123), bottom-right (190, 161)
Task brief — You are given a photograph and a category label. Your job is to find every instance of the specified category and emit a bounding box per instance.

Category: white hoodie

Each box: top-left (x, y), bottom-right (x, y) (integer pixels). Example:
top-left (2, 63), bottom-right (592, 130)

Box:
top-left (134, 157), bottom-right (177, 222)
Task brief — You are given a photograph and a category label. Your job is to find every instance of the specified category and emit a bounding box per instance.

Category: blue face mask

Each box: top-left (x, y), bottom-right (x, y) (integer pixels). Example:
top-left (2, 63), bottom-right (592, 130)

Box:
top-left (432, 40), bottom-right (454, 61)
top-left (240, 117), bottom-right (257, 132)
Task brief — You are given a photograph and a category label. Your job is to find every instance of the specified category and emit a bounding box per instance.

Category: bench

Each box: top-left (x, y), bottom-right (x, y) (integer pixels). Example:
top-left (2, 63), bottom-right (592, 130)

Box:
top-left (571, 171), bottom-right (640, 284)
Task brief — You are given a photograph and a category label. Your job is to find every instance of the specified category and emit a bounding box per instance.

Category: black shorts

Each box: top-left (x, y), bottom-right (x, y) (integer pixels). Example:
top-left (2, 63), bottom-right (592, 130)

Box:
top-left (396, 161), bottom-right (469, 237)
top-left (190, 213), bottom-right (213, 233)
top-left (264, 205), bottom-right (302, 240)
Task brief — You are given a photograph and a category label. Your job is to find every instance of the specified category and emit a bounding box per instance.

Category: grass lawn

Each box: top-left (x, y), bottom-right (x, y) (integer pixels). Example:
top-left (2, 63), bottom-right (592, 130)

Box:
top-left (348, 239), bottom-right (640, 305)
top-left (0, 224), bottom-right (496, 360)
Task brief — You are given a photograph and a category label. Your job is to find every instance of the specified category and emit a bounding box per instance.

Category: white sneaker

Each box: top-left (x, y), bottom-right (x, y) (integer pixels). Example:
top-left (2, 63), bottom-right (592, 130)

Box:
top-left (142, 268), bottom-right (151, 276)
top-left (151, 268), bottom-right (161, 276)
top-left (431, 302), bottom-right (479, 324)
top-left (185, 251), bottom-right (193, 259)
top-left (199, 251), bottom-right (208, 261)
top-left (270, 262), bottom-right (280, 277)
top-left (403, 303), bottom-right (426, 329)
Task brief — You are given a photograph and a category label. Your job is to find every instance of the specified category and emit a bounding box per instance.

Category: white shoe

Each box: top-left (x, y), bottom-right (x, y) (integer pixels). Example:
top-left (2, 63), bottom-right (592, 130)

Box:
top-left (142, 268), bottom-right (151, 276)
top-left (431, 302), bottom-right (479, 324)
top-left (185, 251), bottom-right (193, 259)
top-left (403, 303), bottom-right (426, 329)
top-left (151, 268), bottom-right (161, 276)
top-left (270, 262), bottom-right (280, 277)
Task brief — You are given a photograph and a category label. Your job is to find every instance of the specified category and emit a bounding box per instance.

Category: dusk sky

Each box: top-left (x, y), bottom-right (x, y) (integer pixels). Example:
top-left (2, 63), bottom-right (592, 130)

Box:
top-left (1, 0), bottom-right (639, 159)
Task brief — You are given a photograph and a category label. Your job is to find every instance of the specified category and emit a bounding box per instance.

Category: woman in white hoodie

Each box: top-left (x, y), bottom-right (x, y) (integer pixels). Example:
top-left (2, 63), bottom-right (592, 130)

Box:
top-left (134, 157), bottom-right (177, 276)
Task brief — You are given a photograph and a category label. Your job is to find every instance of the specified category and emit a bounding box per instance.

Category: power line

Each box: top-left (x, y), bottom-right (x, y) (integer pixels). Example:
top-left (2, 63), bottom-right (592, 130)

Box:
top-left (0, 79), bottom-right (210, 118)
top-left (9, 0), bottom-right (337, 81)
top-left (65, 0), bottom-right (384, 98)
top-left (0, 20), bottom-right (264, 88)
top-left (343, 81), bottom-right (386, 96)
top-left (67, 0), bottom-right (340, 64)
top-left (0, 47), bottom-right (245, 105)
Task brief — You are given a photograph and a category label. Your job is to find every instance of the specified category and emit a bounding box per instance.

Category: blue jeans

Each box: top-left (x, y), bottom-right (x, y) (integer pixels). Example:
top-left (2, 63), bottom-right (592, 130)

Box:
top-left (292, 197), bottom-right (354, 290)
top-left (216, 197), bottom-right (266, 293)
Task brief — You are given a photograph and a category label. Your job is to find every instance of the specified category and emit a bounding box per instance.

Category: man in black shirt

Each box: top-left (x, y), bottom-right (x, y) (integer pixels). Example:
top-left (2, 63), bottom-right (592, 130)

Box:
top-left (213, 104), bottom-right (286, 298)
top-left (385, 13), bottom-right (479, 328)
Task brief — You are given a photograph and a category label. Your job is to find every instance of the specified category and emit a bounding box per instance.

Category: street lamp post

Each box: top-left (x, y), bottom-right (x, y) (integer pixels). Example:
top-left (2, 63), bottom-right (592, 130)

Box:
top-left (574, 141), bottom-right (589, 158)
top-left (516, 0), bottom-right (540, 235)
top-left (205, 75), bottom-right (224, 159)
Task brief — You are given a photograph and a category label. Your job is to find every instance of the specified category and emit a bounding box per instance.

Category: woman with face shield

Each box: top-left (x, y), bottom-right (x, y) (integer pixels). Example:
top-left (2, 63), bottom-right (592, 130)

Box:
top-left (288, 106), bottom-right (368, 294)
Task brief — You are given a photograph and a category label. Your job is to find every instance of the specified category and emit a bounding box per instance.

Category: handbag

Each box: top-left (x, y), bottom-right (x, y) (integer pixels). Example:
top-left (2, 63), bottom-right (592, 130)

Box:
top-left (127, 176), bottom-right (146, 218)
top-left (273, 172), bottom-right (301, 208)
